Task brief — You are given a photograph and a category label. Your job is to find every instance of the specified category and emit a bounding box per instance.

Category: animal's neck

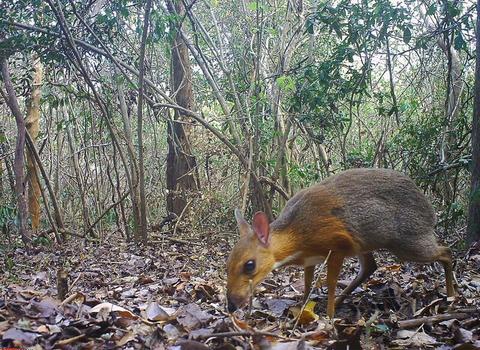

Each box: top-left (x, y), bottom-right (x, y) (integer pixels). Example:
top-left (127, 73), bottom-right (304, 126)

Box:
top-left (270, 228), bottom-right (303, 269)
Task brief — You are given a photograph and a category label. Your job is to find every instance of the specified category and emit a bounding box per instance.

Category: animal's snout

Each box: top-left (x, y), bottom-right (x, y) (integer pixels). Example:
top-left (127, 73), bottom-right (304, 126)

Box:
top-left (226, 293), bottom-right (245, 313)
top-left (227, 297), bottom-right (238, 313)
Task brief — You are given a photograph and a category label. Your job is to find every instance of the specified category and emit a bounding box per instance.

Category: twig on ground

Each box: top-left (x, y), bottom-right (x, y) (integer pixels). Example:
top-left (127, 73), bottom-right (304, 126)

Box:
top-left (173, 198), bottom-right (193, 236)
top-left (397, 312), bottom-right (472, 329)
top-left (55, 334), bottom-right (86, 346)
top-left (68, 273), bottom-right (83, 293)
top-left (60, 291), bottom-right (85, 306)
top-left (247, 279), bottom-right (253, 319)
top-left (151, 237), bottom-right (200, 245)
top-left (195, 330), bottom-right (287, 339)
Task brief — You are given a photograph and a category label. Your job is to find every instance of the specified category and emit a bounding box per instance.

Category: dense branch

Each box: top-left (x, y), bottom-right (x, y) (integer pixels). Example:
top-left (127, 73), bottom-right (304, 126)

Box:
top-left (0, 59), bottom-right (30, 245)
top-left (2, 19), bottom-right (262, 193)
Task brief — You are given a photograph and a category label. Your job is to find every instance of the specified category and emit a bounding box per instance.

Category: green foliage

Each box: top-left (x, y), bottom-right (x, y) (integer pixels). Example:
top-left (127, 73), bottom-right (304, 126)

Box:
top-left (4, 255), bottom-right (15, 271)
top-left (291, 0), bottom-right (414, 138)
top-left (33, 236), bottom-right (52, 246)
top-left (0, 205), bottom-right (16, 230)
top-left (246, 1), bottom-right (268, 12)
top-left (402, 27), bottom-right (412, 44)
top-left (1, 1), bottom-right (56, 60)
top-left (446, 202), bottom-right (464, 223)
top-left (288, 162), bottom-right (319, 185)
top-left (389, 113), bottom-right (441, 176)
top-left (345, 146), bottom-right (374, 168)
top-left (454, 32), bottom-right (466, 51)
top-left (471, 188), bottom-right (480, 204)
top-left (276, 75), bottom-right (295, 93)
top-left (103, 208), bottom-right (119, 226)
top-left (151, 11), bottom-right (175, 43)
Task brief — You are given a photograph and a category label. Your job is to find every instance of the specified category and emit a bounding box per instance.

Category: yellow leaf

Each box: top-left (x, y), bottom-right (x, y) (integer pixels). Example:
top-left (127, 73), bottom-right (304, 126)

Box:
top-left (384, 264), bottom-right (401, 271)
top-left (290, 300), bottom-right (319, 325)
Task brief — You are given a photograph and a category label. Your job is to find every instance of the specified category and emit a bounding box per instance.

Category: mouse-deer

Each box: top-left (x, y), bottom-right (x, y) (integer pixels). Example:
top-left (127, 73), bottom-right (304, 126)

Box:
top-left (226, 168), bottom-right (455, 318)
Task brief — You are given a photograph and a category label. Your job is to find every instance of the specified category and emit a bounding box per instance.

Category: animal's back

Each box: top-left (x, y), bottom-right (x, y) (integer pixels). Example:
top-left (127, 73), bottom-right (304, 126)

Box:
top-left (272, 168), bottom-right (438, 258)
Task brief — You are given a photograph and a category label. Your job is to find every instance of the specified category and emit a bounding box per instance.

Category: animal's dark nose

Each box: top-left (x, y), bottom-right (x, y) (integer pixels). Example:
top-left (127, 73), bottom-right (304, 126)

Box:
top-left (227, 297), bottom-right (238, 313)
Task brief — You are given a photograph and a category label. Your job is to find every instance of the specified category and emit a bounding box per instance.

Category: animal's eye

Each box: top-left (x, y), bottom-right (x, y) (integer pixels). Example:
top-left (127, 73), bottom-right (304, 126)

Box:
top-left (243, 260), bottom-right (256, 274)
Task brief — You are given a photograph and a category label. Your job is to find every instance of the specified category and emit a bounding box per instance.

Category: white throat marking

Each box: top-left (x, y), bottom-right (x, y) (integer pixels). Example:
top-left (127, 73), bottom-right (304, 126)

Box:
top-left (272, 252), bottom-right (302, 270)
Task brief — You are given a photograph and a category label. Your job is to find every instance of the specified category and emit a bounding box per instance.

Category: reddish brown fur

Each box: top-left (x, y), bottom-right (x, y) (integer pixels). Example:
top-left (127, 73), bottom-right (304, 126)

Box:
top-left (270, 187), bottom-right (363, 263)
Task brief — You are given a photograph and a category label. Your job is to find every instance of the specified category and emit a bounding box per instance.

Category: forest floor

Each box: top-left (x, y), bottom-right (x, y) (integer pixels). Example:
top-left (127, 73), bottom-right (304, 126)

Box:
top-left (1, 227), bottom-right (480, 350)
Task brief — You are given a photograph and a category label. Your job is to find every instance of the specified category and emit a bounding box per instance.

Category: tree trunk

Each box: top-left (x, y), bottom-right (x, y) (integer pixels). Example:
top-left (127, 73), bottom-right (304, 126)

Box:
top-left (0, 128), bottom-right (15, 198)
top-left (166, 0), bottom-right (199, 216)
top-left (117, 82), bottom-right (139, 240)
top-left (113, 145), bottom-right (130, 240)
top-left (25, 57), bottom-right (43, 231)
top-left (24, 130), bottom-right (65, 236)
top-left (136, 0), bottom-right (152, 242)
top-left (386, 36), bottom-right (400, 125)
top-left (467, 0), bottom-right (480, 244)
top-left (0, 58), bottom-right (30, 245)
top-left (54, 108), bottom-right (63, 197)
top-left (437, 31), bottom-right (464, 206)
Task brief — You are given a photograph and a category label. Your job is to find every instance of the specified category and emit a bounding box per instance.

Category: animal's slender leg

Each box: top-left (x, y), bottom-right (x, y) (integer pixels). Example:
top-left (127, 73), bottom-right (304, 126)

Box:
top-left (335, 252), bottom-right (377, 306)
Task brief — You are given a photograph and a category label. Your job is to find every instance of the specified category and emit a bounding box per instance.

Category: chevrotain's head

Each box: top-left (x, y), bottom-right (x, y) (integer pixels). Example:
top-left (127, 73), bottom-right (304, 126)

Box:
top-left (226, 209), bottom-right (275, 313)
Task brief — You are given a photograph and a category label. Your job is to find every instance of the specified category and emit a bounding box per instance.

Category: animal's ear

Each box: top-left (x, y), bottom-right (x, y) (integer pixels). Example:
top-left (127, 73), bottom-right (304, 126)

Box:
top-left (252, 211), bottom-right (270, 246)
top-left (234, 208), bottom-right (249, 236)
